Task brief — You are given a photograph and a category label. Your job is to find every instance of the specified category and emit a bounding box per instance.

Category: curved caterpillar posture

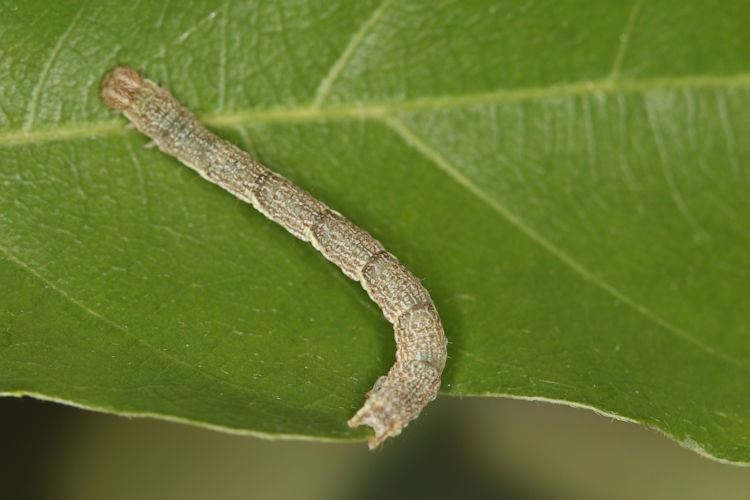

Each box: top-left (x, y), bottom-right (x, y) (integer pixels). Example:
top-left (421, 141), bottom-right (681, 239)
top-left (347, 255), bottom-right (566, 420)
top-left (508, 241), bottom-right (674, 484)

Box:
top-left (102, 67), bottom-right (447, 448)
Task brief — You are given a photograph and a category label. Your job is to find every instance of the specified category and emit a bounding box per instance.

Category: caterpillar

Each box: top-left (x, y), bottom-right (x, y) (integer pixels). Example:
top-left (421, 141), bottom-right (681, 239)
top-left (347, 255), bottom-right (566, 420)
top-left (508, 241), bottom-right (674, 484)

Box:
top-left (101, 67), bottom-right (448, 448)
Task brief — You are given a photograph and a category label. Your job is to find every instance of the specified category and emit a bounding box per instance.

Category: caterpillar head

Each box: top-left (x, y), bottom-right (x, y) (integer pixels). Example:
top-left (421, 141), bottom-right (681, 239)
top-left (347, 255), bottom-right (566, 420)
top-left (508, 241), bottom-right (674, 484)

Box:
top-left (102, 66), bottom-right (143, 110)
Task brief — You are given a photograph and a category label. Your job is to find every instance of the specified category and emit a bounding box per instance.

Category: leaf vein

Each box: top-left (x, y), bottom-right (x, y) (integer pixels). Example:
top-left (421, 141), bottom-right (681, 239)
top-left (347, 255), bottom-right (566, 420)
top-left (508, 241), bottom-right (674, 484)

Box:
top-left (217, 1), bottom-right (230, 112)
top-left (609, 0), bottom-right (643, 81)
top-left (381, 115), bottom-right (745, 369)
top-left (644, 97), bottom-right (710, 242)
top-left (311, 0), bottom-right (397, 109)
top-left (23, 4), bottom-right (84, 132)
top-left (0, 244), bottom-right (267, 397)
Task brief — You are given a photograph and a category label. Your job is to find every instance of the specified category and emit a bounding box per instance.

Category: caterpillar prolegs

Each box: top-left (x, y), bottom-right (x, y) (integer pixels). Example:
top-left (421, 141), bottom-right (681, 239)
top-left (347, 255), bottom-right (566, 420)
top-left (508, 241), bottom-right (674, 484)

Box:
top-left (102, 67), bottom-right (448, 448)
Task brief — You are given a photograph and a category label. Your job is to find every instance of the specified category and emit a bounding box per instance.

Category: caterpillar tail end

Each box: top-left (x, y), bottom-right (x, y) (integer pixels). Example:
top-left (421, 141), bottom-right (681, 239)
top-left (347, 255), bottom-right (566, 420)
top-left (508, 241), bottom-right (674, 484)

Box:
top-left (348, 400), bottom-right (405, 450)
top-left (348, 361), bottom-right (442, 449)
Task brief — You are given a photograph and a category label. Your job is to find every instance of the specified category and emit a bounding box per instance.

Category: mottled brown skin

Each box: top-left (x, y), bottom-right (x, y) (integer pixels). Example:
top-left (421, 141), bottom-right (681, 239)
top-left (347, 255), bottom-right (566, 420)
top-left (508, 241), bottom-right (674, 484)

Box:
top-left (102, 67), bottom-right (448, 448)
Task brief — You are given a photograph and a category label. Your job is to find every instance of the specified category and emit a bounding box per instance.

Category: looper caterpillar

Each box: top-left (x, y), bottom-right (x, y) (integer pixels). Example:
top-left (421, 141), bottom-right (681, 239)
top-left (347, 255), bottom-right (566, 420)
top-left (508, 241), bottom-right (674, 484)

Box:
top-left (101, 67), bottom-right (447, 448)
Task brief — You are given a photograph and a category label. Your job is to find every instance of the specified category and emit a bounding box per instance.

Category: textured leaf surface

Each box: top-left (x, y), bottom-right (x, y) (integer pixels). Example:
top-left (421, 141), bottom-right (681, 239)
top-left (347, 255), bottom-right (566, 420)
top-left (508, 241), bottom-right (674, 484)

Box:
top-left (1, 0), bottom-right (749, 462)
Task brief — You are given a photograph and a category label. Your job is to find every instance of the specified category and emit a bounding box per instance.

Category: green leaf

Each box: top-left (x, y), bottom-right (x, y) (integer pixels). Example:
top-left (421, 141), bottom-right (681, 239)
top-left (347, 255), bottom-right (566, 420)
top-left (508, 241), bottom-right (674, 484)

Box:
top-left (2, 0), bottom-right (749, 463)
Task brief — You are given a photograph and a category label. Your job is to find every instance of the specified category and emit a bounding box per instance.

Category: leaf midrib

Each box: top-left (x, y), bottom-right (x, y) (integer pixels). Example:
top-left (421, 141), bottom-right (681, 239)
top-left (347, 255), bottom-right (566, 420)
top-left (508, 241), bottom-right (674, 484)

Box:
top-left (3, 72), bottom-right (750, 147)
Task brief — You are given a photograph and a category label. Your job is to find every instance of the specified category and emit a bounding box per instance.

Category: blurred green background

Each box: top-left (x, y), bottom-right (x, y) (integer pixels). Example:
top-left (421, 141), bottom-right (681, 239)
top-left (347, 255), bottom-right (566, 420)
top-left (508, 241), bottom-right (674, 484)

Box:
top-left (3, 395), bottom-right (749, 500)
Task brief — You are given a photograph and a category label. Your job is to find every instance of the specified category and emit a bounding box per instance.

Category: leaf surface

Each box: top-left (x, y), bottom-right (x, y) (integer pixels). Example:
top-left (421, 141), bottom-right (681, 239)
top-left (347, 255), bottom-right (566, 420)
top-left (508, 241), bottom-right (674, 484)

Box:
top-left (1, 0), bottom-right (749, 462)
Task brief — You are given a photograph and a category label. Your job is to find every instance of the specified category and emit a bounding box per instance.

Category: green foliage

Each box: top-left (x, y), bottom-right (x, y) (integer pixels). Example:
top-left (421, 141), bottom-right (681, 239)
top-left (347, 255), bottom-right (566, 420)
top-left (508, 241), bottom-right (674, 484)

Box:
top-left (1, 0), bottom-right (749, 463)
